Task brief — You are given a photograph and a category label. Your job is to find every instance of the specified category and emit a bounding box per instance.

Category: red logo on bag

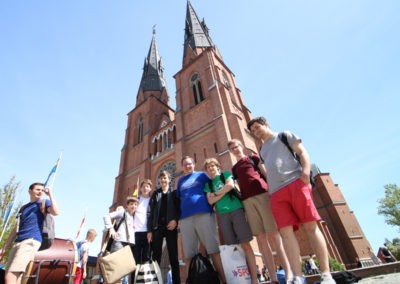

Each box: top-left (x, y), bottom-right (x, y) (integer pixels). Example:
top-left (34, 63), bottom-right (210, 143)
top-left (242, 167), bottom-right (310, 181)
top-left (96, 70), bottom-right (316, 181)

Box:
top-left (232, 266), bottom-right (250, 278)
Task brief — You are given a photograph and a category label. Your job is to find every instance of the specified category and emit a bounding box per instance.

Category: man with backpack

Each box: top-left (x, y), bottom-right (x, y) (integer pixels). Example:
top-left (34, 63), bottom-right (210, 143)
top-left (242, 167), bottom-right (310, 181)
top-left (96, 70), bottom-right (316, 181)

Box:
top-left (247, 116), bottom-right (335, 284)
top-left (4, 182), bottom-right (59, 284)
top-left (227, 139), bottom-right (290, 284)
top-left (74, 229), bottom-right (97, 284)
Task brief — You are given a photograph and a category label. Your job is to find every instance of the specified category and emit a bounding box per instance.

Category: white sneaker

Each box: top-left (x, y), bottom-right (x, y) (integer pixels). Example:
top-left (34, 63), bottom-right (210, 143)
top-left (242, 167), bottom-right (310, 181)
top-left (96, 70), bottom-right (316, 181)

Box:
top-left (287, 276), bottom-right (303, 284)
top-left (320, 273), bottom-right (336, 284)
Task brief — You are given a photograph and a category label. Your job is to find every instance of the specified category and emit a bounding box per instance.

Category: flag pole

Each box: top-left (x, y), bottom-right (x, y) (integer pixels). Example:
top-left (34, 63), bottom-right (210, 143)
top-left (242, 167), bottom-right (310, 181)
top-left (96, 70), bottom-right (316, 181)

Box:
top-left (50, 151), bottom-right (62, 188)
top-left (74, 208), bottom-right (87, 240)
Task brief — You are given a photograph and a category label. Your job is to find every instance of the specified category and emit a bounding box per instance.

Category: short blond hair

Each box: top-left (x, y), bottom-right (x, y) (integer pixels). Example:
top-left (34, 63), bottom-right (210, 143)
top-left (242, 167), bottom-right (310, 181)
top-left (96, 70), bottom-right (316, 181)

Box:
top-left (140, 179), bottom-right (152, 188)
top-left (203, 158), bottom-right (221, 170)
top-left (87, 228), bottom-right (97, 238)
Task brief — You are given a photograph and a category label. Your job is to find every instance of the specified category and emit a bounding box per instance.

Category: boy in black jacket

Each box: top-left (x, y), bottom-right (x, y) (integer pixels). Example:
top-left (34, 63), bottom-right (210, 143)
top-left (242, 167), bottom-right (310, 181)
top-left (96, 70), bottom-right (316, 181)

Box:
top-left (147, 170), bottom-right (180, 284)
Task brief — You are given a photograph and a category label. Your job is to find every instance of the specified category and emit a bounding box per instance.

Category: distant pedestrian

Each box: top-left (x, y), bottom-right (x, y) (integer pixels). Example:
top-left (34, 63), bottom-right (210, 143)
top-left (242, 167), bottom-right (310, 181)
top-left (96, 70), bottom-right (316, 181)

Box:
top-left (379, 243), bottom-right (396, 263)
top-left (167, 265), bottom-right (172, 284)
top-left (74, 229), bottom-right (97, 284)
top-left (308, 254), bottom-right (319, 274)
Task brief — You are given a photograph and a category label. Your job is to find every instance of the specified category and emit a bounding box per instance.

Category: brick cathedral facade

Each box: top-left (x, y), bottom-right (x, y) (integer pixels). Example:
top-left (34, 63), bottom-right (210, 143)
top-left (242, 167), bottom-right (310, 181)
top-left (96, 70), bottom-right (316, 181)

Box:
top-left (112, 1), bottom-right (374, 277)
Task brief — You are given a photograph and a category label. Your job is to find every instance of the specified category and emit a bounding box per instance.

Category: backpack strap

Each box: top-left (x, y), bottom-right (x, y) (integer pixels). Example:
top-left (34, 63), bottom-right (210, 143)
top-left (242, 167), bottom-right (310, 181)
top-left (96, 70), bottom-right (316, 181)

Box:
top-left (124, 212), bottom-right (130, 241)
top-left (278, 132), bottom-right (315, 187)
top-left (247, 155), bottom-right (266, 181)
top-left (16, 203), bottom-right (30, 233)
top-left (40, 199), bottom-right (47, 216)
top-left (219, 173), bottom-right (225, 184)
top-left (278, 132), bottom-right (299, 162)
top-left (114, 212), bottom-right (126, 232)
top-left (103, 211), bottom-right (126, 253)
top-left (208, 174), bottom-right (226, 192)
top-left (207, 180), bottom-right (214, 193)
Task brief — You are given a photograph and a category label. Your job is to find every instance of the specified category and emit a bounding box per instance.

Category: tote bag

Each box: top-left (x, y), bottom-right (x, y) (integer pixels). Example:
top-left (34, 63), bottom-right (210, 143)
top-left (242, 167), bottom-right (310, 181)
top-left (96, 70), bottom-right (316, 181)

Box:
top-left (99, 245), bottom-right (136, 283)
top-left (220, 245), bottom-right (251, 284)
top-left (134, 246), bottom-right (163, 284)
top-left (134, 259), bottom-right (163, 284)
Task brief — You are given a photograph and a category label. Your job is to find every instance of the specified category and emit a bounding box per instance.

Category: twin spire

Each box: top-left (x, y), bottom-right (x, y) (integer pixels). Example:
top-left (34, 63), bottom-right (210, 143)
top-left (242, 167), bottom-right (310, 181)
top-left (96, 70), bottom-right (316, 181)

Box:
top-left (139, 1), bottom-right (214, 94)
top-left (139, 26), bottom-right (166, 93)
top-left (184, 0), bottom-right (214, 50)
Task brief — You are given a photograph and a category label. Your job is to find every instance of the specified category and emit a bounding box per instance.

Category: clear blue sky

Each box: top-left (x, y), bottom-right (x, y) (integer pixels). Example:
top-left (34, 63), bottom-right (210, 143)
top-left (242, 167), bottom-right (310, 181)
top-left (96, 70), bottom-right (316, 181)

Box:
top-left (1, 1), bottom-right (399, 257)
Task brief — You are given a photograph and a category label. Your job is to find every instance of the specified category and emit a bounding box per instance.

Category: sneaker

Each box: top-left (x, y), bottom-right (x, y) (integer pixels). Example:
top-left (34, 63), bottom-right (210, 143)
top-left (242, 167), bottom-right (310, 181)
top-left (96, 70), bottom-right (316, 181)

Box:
top-left (287, 276), bottom-right (303, 284)
top-left (320, 273), bottom-right (336, 284)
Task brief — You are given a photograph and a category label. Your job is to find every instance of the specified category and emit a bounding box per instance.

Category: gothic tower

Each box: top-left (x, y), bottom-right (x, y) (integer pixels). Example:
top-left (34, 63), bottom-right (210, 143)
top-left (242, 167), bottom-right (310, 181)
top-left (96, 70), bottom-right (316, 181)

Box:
top-left (112, 0), bottom-right (373, 273)
top-left (112, 27), bottom-right (175, 207)
top-left (113, 1), bottom-right (258, 208)
top-left (173, 1), bottom-right (256, 174)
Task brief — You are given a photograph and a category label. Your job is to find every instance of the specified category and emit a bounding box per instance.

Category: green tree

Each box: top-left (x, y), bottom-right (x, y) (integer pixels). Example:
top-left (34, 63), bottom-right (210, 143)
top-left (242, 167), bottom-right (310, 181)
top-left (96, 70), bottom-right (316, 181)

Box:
top-left (377, 184), bottom-right (400, 229)
top-left (0, 176), bottom-right (22, 262)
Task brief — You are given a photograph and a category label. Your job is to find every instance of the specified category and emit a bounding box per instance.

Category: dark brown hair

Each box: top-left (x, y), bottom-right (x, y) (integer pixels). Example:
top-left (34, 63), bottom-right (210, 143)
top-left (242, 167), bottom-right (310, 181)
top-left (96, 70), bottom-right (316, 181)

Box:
top-left (247, 116), bottom-right (267, 130)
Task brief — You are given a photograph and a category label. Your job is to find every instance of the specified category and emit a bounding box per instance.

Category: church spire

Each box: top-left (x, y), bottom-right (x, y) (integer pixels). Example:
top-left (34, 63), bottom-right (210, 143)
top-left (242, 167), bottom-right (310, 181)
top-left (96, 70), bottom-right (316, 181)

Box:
top-left (184, 1), bottom-right (214, 52)
top-left (139, 26), bottom-right (166, 93)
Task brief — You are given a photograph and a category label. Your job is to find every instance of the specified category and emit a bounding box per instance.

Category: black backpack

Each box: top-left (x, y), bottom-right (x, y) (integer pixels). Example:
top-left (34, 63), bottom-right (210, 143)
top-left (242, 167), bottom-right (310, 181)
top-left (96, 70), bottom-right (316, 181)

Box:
top-left (332, 270), bottom-right (361, 284)
top-left (278, 132), bottom-right (315, 187)
top-left (186, 253), bottom-right (220, 284)
top-left (208, 173), bottom-right (241, 200)
top-left (246, 154), bottom-right (267, 181)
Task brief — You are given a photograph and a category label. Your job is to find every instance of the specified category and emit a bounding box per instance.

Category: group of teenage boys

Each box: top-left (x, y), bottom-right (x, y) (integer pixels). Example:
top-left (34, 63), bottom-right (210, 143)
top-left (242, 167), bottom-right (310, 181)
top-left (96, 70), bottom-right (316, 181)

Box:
top-left (175, 116), bottom-right (335, 284)
top-left (1, 115), bottom-right (336, 284)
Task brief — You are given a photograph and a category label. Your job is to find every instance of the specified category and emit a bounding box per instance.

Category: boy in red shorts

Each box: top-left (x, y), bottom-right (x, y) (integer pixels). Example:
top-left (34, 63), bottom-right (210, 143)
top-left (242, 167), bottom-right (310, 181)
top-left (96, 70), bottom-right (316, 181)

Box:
top-left (247, 116), bottom-right (335, 284)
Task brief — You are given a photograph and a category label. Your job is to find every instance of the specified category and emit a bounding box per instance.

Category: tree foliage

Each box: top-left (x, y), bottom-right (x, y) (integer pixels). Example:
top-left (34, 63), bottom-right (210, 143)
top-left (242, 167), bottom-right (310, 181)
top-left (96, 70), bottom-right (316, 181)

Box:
top-left (377, 184), bottom-right (400, 230)
top-left (0, 176), bottom-right (22, 262)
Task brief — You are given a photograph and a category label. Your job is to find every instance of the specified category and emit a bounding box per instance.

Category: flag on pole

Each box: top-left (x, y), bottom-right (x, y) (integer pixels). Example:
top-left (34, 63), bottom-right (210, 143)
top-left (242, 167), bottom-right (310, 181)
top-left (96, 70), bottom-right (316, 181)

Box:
top-left (43, 153), bottom-right (62, 187)
top-left (132, 176), bottom-right (139, 197)
top-left (74, 210), bottom-right (86, 240)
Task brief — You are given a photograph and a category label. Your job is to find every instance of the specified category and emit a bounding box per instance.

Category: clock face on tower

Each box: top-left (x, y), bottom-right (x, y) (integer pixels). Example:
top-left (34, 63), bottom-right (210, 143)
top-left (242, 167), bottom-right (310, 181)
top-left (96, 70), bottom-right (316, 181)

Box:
top-left (157, 161), bottom-right (177, 188)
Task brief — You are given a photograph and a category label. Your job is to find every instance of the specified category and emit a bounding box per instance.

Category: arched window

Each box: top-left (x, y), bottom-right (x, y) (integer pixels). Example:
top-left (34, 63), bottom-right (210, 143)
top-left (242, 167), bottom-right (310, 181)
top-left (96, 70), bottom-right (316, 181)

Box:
top-left (157, 161), bottom-right (177, 188)
top-left (190, 74), bottom-right (204, 105)
top-left (138, 117), bottom-right (143, 144)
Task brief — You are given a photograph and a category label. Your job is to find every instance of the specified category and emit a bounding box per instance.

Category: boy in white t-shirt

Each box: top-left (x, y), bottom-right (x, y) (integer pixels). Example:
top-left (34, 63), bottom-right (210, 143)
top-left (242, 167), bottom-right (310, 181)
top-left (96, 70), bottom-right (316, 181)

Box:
top-left (133, 179), bottom-right (152, 264)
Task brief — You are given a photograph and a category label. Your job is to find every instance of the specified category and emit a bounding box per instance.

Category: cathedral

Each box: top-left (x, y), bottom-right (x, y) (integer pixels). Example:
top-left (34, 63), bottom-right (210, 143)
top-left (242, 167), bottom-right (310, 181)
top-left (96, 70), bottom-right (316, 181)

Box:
top-left (111, 0), bottom-right (373, 278)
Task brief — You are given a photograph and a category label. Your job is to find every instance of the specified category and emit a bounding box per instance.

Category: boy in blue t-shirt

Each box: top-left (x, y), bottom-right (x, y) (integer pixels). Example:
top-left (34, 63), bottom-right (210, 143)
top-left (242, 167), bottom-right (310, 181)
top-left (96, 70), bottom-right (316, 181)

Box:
top-left (176, 156), bottom-right (225, 283)
top-left (5, 182), bottom-right (59, 284)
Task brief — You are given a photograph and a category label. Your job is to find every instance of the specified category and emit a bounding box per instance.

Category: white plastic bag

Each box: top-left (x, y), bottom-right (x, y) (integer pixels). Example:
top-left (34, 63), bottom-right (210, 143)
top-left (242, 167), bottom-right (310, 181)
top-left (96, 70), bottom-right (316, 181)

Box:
top-left (219, 245), bottom-right (251, 284)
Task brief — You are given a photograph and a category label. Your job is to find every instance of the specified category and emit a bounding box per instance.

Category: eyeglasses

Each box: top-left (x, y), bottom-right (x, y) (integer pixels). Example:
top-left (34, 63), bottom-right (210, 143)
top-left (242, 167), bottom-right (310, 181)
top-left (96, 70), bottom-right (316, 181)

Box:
top-left (229, 145), bottom-right (239, 151)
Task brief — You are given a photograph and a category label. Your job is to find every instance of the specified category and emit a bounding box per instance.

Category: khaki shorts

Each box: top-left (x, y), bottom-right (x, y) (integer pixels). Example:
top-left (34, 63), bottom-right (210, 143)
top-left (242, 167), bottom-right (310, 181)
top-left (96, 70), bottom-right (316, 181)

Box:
top-left (180, 213), bottom-right (220, 259)
top-left (6, 238), bottom-right (41, 273)
top-left (242, 192), bottom-right (278, 235)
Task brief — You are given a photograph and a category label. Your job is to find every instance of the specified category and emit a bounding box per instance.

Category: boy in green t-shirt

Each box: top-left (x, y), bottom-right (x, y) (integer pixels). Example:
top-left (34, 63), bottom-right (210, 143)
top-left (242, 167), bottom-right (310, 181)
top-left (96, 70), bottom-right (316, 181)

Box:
top-left (204, 158), bottom-right (258, 284)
